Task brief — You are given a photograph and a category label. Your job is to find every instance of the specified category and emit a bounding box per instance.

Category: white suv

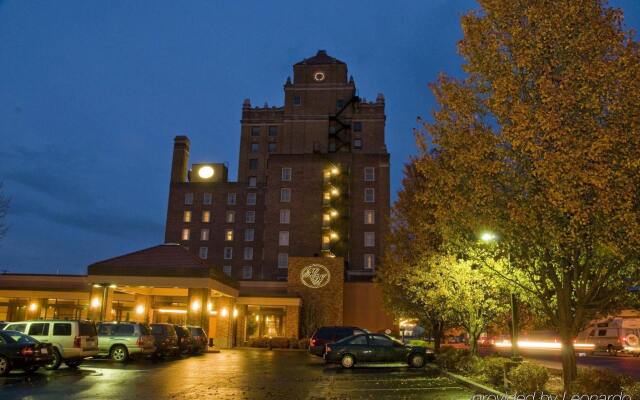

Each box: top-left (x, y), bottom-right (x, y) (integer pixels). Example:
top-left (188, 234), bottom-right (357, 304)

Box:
top-left (3, 320), bottom-right (99, 369)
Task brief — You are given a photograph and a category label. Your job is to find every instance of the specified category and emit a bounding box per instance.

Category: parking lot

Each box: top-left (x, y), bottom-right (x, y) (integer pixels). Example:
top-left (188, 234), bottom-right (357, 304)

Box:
top-left (0, 349), bottom-right (474, 400)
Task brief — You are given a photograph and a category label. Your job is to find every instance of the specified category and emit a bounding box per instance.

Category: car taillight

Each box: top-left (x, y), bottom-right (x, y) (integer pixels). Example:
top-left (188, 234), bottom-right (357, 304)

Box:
top-left (311, 338), bottom-right (316, 346)
top-left (74, 336), bottom-right (81, 348)
top-left (21, 347), bottom-right (34, 356)
top-left (326, 345), bottom-right (332, 353)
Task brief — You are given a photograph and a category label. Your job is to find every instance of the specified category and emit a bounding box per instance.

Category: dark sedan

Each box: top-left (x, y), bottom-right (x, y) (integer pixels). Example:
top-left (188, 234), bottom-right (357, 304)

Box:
top-left (0, 330), bottom-right (53, 376)
top-left (324, 333), bottom-right (434, 369)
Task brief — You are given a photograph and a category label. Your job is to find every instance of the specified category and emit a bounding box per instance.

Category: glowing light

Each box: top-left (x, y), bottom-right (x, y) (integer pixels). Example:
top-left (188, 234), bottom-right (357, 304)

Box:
top-left (91, 298), bottom-right (101, 309)
top-left (324, 170), bottom-right (331, 179)
top-left (158, 309), bottom-right (187, 314)
top-left (329, 232), bottom-right (339, 240)
top-left (494, 340), bottom-right (595, 350)
top-left (480, 232), bottom-right (497, 242)
top-left (198, 165), bottom-right (215, 179)
top-left (191, 300), bottom-right (201, 312)
top-left (323, 214), bottom-right (331, 222)
top-left (331, 167), bottom-right (340, 175)
top-left (330, 188), bottom-right (339, 196)
top-left (330, 209), bottom-right (338, 217)
top-left (232, 308), bottom-right (238, 318)
top-left (109, 284), bottom-right (117, 288)
top-left (29, 302), bottom-right (38, 312)
top-left (255, 315), bottom-right (260, 322)
top-left (93, 284), bottom-right (101, 288)
top-left (220, 307), bottom-right (229, 317)
top-left (135, 305), bottom-right (145, 315)
top-left (207, 302), bottom-right (212, 312)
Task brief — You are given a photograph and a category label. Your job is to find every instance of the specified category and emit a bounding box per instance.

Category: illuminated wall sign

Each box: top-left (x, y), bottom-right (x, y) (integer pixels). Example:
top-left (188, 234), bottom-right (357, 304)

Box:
top-left (300, 264), bottom-right (331, 289)
top-left (198, 165), bottom-right (215, 179)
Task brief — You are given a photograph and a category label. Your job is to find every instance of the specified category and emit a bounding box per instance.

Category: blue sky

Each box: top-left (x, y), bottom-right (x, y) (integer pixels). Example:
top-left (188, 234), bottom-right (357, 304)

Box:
top-left (1, 0), bottom-right (639, 274)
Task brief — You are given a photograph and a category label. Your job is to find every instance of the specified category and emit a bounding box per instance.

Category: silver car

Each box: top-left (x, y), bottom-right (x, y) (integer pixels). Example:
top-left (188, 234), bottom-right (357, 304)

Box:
top-left (97, 322), bottom-right (156, 362)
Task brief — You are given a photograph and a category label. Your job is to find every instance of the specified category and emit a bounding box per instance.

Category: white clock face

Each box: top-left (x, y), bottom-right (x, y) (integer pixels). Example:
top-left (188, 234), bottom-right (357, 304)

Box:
top-left (313, 71), bottom-right (325, 82)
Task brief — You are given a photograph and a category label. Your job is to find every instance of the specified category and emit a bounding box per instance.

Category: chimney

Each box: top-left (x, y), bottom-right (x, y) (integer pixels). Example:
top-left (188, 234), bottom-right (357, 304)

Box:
top-left (171, 136), bottom-right (190, 183)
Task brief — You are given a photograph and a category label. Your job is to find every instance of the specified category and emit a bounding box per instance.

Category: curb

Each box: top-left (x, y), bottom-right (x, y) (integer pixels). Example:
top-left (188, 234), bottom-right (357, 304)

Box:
top-left (428, 365), bottom-right (507, 396)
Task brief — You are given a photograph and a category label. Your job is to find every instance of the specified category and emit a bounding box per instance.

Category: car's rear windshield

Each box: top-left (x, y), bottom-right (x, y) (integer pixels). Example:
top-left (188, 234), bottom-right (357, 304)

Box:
top-left (189, 327), bottom-right (204, 336)
top-left (79, 321), bottom-right (97, 336)
top-left (314, 328), bottom-right (334, 340)
top-left (139, 324), bottom-right (151, 335)
top-left (151, 325), bottom-right (164, 335)
top-left (1, 331), bottom-right (39, 344)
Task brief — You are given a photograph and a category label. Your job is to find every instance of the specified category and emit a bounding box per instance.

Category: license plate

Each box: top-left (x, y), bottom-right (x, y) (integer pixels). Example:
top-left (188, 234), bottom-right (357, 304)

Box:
top-left (41, 348), bottom-right (48, 354)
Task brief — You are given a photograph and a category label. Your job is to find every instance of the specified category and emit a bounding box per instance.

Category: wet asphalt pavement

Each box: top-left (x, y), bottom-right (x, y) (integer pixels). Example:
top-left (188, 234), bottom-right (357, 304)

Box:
top-left (0, 349), bottom-right (474, 400)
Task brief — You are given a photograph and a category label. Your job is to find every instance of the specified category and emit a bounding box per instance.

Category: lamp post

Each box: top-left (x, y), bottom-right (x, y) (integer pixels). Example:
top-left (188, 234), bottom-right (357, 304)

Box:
top-left (479, 232), bottom-right (522, 363)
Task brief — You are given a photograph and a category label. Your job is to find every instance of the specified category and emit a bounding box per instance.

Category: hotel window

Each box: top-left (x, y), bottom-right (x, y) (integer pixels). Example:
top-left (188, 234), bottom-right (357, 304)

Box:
top-left (226, 210), bottom-right (235, 223)
top-left (364, 254), bottom-right (375, 269)
top-left (250, 126), bottom-right (260, 136)
top-left (322, 234), bottom-right (331, 250)
top-left (281, 167), bottom-right (292, 181)
top-left (279, 209), bottom-right (290, 224)
top-left (247, 193), bottom-right (257, 205)
top-left (268, 126), bottom-right (278, 136)
top-left (223, 265), bottom-right (232, 276)
top-left (227, 192), bottom-right (236, 205)
top-left (223, 247), bottom-right (233, 259)
top-left (353, 121), bottom-right (362, 132)
top-left (181, 229), bottom-right (190, 241)
top-left (293, 95), bottom-right (301, 106)
top-left (202, 210), bottom-right (211, 223)
top-left (244, 247), bottom-right (254, 260)
top-left (249, 159), bottom-right (258, 170)
top-left (245, 228), bottom-right (255, 242)
top-left (184, 193), bottom-right (193, 205)
top-left (242, 265), bottom-right (253, 279)
top-left (246, 211), bottom-right (256, 223)
top-left (200, 229), bottom-right (210, 241)
top-left (328, 140), bottom-right (336, 153)
top-left (225, 229), bottom-right (234, 241)
top-left (364, 210), bottom-right (375, 224)
top-left (248, 176), bottom-right (257, 187)
top-left (364, 167), bottom-right (375, 182)
top-left (203, 192), bottom-right (212, 205)
top-left (250, 142), bottom-right (259, 152)
top-left (364, 232), bottom-right (375, 247)
top-left (268, 142), bottom-right (277, 153)
top-left (277, 253), bottom-right (289, 269)
top-left (336, 99), bottom-right (344, 109)
top-left (280, 188), bottom-right (291, 202)
top-left (198, 247), bottom-right (208, 260)
top-left (364, 188), bottom-right (375, 203)
top-left (183, 211), bottom-right (192, 223)
top-left (279, 231), bottom-right (289, 246)
top-left (353, 138), bottom-right (362, 149)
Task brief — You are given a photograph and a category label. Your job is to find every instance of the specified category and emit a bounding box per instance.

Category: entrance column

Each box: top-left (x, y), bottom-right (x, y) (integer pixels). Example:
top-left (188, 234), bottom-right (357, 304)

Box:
top-left (214, 296), bottom-right (236, 349)
top-left (89, 285), bottom-right (114, 322)
top-left (187, 288), bottom-right (210, 331)
top-left (133, 294), bottom-right (152, 323)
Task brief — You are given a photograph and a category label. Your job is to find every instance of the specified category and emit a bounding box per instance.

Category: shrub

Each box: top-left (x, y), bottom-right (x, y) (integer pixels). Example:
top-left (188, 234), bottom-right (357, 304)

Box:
top-left (508, 362), bottom-right (549, 393)
top-left (288, 338), bottom-right (299, 349)
top-left (484, 357), bottom-right (509, 386)
top-left (457, 353), bottom-right (485, 375)
top-left (435, 346), bottom-right (461, 370)
top-left (622, 382), bottom-right (640, 400)
top-left (298, 338), bottom-right (310, 350)
top-left (570, 367), bottom-right (628, 395)
top-left (269, 337), bottom-right (289, 348)
top-left (247, 337), bottom-right (270, 348)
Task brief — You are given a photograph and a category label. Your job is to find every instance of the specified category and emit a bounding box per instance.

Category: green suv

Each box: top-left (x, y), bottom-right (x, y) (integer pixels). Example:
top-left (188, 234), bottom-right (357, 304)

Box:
top-left (96, 322), bottom-right (156, 362)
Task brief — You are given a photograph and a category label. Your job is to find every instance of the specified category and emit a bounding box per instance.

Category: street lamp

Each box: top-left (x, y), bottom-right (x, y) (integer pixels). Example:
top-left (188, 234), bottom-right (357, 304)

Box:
top-left (479, 231), bottom-right (522, 363)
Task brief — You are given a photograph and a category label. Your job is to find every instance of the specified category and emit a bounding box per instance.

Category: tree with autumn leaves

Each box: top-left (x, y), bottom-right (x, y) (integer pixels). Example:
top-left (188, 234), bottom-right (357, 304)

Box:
top-left (380, 0), bottom-right (640, 391)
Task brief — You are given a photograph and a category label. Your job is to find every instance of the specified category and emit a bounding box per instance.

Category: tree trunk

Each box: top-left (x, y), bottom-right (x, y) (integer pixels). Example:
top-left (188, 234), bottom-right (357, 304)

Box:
top-left (433, 319), bottom-right (445, 352)
top-left (559, 320), bottom-right (577, 391)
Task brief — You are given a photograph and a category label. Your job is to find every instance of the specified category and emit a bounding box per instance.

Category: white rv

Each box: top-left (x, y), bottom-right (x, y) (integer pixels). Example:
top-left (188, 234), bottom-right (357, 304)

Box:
top-left (577, 317), bottom-right (640, 355)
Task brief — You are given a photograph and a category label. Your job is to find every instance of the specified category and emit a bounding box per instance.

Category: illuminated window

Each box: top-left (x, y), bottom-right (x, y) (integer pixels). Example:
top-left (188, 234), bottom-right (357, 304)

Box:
top-left (364, 254), bottom-right (375, 269)
top-left (200, 229), bottom-right (210, 241)
top-left (364, 167), bottom-right (375, 182)
top-left (281, 167), bottom-right (292, 181)
top-left (353, 121), bottom-right (362, 132)
top-left (249, 159), bottom-right (258, 170)
top-left (244, 247), bottom-right (254, 260)
top-left (353, 138), bottom-right (362, 149)
top-left (198, 247), bottom-right (208, 260)
top-left (268, 126), bottom-right (278, 136)
top-left (322, 235), bottom-right (331, 250)
top-left (364, 210), bottom-right (375, 224)
top-left (246, 211), bottom-right (256, 224)
top-left (181, 229), bottom-right (190, 241)
top-left (250, 126), bottom-right (260, 136)
top-left (242, 266), bottom-right (253, 279)
top-left (245, 229), bottom-right (255, 242)
top-left (248, 176), bottom-right (257, 187)
top-left (323, 191), bottom-right (331, 203)
top-left (226, 211), bottom-right (235, 223)
top-left (247, 193), bottom-right (257, 205)
top-left (227, 193), bottom-right (236, 205)
top-left (364, 188), bottom-right (375, 203)
top-left (277, 253), bottom-right (288, 269)
top-left (225, 229), bottom-right (234, 241)
top-left (251, 142), bottom-right (259, 152)
top-left (183, 211), bottom-right (192, 223)
top-left (279, 231), bottom-right (289, 246)
top-left (268, 142), bottom-right (277, 153)
top-left (280, 188), bottom-right (291, 202)
top-left (323, 213), bottom-right (331, 223)
top-left (202, 211), bottom-right (211, 223)
top-left (223, 265), bottom-right (232, 276)
top-left (279, 209), bottom-right (290, 224)
top-left (293, 95), bottom-right (301, 106)
top-left (223, 247), bottom-right (233, 259)
top-left (364, 232), bottom-right (375, 247)
top-left (184, 193), bottom-right (194, 205)
top-left (203, 193), bottom-right (212, 205)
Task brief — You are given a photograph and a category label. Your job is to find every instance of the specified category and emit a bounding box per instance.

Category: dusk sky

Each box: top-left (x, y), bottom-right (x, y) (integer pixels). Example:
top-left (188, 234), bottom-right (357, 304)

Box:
top-left (1, 0), bottom-right (639, 275)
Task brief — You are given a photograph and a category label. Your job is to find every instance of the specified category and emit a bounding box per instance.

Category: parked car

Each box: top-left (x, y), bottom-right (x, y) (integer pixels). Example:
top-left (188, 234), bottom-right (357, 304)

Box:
top-left (173, 325), bottom-right (194, 355)
top-left (577, 317), bottom-right (640, 354)
top-left (149, 323), bottom-right (179, 357)
top-left (309, 326), bottom-right (366, 357)
top-left (0, 322), bottom-right (7, 330)
top-left (2, 320), bottom-right (98, 370)
top-left (324, 333), bottom-right (434, 369)
top-left (187, 326), bottom-right (207, 354)
top-left (0, 330), bottom-right (53, 376)
top-left (96, 322), bottom-right (156, 362)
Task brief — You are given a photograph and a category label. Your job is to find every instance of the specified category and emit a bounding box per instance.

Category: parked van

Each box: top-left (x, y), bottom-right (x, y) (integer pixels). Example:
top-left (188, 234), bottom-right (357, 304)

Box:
top-left (2, 320), bottom-right (99, 369)
top-left (577, 317), bottom-right (640, 355)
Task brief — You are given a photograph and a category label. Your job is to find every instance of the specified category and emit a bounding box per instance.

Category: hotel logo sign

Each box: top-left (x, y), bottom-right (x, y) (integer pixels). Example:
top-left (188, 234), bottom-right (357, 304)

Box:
top-left (300, 264), bottom-right (331, 289)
